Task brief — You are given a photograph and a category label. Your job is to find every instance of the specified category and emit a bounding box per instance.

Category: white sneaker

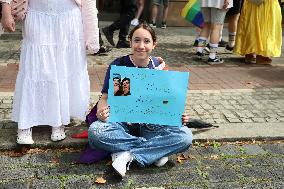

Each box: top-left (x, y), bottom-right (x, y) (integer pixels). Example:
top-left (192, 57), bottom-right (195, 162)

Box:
top-left (131, 18), bottom-right (139, 26)
top-left (17, 128), bottom-right (34, 144)
top-left (112, 151), bottom-right (133, 177)
top-left (111, 152), bottom-right (124, 162)
top-left (51, 126), bottom-right (66, 142)
top-left (154, 156), bottom-right (168, 167)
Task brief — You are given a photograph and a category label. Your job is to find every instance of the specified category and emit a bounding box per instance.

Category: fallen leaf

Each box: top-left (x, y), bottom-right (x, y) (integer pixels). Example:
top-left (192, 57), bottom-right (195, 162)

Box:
top-left (176, 154), bottom-right (187, 163)
top-left (210, 155), bottom-right (219, 160)
top-left (95, 177), bottom-right (106, 184)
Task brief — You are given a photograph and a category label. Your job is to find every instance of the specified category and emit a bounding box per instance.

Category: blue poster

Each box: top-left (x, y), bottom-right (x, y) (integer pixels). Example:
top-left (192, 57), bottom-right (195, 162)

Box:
top-left (108, 66), bottom-right (190, 127)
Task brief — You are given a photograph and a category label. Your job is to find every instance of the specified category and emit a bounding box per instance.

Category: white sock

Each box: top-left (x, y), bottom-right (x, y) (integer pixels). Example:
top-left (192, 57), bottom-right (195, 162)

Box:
top-left (228, 32), bottom-right (236, 47)
top-left (197, 37), bottom-right (207, 53)
top-left (209, 43), bottom-right (218, 59)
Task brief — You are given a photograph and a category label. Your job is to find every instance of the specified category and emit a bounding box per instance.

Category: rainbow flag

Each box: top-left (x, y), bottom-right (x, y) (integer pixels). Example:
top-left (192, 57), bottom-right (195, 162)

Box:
top-left (181, 0), bottom-right (204, 28)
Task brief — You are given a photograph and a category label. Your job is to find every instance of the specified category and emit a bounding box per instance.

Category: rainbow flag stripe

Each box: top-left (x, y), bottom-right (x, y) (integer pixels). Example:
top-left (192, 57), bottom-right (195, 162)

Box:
top-left (181, 0), bottom-right (204, 28)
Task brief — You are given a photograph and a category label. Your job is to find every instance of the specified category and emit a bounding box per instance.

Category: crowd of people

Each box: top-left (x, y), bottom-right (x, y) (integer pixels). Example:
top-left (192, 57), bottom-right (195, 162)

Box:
top-left (0, 0), bottom-right (283, 178)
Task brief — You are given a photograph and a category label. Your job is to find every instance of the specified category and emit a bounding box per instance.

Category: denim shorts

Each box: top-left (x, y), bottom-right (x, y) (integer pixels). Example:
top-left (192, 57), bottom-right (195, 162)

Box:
top-left (201, 7), bottom-right (228, 24)
top-left (152, 0), bottom-right (169, 7)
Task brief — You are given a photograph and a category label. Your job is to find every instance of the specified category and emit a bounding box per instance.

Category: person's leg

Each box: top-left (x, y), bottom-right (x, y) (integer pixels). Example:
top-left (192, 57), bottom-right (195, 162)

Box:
top-left (207, 8), bottom-right (227, 64)
top-left (136, 0), bottom-right (145, 19)
top-left (88, 121), bottom-right (145, 152)
top-left (130, 124), bottom-right (193, 167)
top-left (161, 0), bottom-right (169, 28)
top-left (88, 121), bottom-right (142, 177)
top-left (150, 1), bottom-right (160, 27)
top-left (117, 0), bottom-right (137, 48)
top-left (195, 7), bottom-right (210, 58)
top-left (131, 0), bottom-right (144, 26)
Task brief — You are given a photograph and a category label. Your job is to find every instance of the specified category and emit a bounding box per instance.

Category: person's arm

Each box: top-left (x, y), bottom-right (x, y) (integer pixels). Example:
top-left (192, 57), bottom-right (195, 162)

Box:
top-left (223, 0), bottom-right (229, 9)
top-left (1, 1), bottom-right (15, 32)
top-left (182, 113), bottom-right (189, 126)
top-left (96, 93), bottom-right (110, 122)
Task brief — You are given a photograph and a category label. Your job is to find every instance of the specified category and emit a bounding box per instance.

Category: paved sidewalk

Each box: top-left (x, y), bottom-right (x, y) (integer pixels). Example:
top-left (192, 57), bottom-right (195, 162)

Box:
top-left (0, 24), bottom-right (284, 188)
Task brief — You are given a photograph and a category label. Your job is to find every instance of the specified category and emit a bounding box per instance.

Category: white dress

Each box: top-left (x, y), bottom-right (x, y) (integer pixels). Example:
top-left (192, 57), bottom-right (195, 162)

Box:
top-left (12, 0), bottom-right (90, 129)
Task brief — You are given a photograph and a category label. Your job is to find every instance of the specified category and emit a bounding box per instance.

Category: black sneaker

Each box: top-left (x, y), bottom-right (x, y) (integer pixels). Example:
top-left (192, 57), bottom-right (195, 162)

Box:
top-left (204, 43), bottom-right (210, 54)
top-left (161, 22), bottom-right (167, 29)
top-left (102, 27), bottom-right (115, 46)
top-left (194, 51), bottom-right (204, 59)
top-left (149, 21), bottom-right (156, 28)
top-left (218, 39), bottom-right (228, 47)
top-left (225, 44), bottom-right (234, 51)
top-left (116, 40), bottom-right (130, 48)
top-left (193, 39), bottom-right (198, 47)
top-left (93, 46), bottom-right (112, 56)
top-left (207, 57), bottom-right (224, 64)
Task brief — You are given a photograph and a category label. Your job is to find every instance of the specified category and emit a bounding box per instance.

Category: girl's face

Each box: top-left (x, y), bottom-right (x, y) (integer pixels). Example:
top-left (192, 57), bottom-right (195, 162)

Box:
top-left (122, 80), bottom-right (130, 93)
top-left (130, 28), bottom-right (157, 60)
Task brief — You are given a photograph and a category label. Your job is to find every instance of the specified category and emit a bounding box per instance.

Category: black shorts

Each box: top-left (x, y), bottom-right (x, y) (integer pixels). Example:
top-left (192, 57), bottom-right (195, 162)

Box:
top-left (227, 0), bottom-right (243, 16)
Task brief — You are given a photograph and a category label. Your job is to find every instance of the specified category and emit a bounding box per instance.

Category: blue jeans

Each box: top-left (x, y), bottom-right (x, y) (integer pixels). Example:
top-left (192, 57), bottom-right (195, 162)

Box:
top-left (88, 121), bottom-right (193, 167)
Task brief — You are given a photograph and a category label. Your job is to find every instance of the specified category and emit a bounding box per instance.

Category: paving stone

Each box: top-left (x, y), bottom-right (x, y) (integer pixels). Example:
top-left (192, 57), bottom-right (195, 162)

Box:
top-left (239, 166), bottom-right (273, 180)
top-left (207, 167), bottom-right (239, 182)
top-left (260, 144), bottom-right (284, 154)
top-left (64, 176), bottom-right (92, 189)
top-left (36, 164), bottom-right (106, 178)
top-left (251, 117), bottom-right (266, 123)
top-left (213, 118), bottom-right (227, 124)
top-left (0, 181), bottom-right (28, 189)
top-left (240, 118), bottom-right (253, 123)
top-left (31, 179), bottom-right (61, 189)
top-left (270, 157), bottom-right (284, 165)
top-left (195, 146), bottom-right (220, 156)
top-left (172, 185), bottom-right (204, 189)
top-left (219, 144), bottom-right (242, 156)
top-left (0, 154), bottom-right (30, 167)
top-left (269, 166), bottom-right (284, 180)
top-left (223, 158), bottom-right (249, 167)
top-left (0, 167), bottom-right (36, 180)
top-left (246, 156), bottom-right (273, 166)
top-left (58, 152), bottom-right (81, 164)
top-left (243, 182), bottom-right (284, 189)
top-left (132, 172), bottom-right (172, 186)
top-left (29, 151), bottom-right (54, 165)
top-left (227, 118), bottom-right (242, 123)
top-left (242, 144), bottom-right (267, 155)
top-left (200, 159), bottom-right (224, 168)
top-left (209, 182), bottom-right (242, 189)
top-left (168, 170), bottom-right (204, 184)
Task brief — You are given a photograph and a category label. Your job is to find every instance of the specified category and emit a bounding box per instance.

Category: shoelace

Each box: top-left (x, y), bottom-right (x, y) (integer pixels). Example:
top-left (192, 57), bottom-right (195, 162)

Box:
top-left (19, 128), bottom-right (32, 137)
top-left (53, 126), bottom-right (64, 133)
top-left (126, 158), bottom-right (133, 171)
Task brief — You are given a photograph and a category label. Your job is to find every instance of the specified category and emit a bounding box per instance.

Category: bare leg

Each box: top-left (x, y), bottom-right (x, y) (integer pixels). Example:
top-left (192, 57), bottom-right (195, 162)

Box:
top-left (151, 4), bottom-right (159, 23)
top-left (162, 5), bottom-right (169, 23)
top-left (135, 0), bottom-right (144, 19)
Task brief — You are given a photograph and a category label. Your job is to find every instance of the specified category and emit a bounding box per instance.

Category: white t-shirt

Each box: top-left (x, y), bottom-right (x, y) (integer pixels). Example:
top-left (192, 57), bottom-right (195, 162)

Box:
top-left (201, 0), bottom-right (233, 9)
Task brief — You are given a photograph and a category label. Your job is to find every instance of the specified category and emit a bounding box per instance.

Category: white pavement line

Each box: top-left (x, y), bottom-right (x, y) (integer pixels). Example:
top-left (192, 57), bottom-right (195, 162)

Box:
top-left (193, 123), bottom-right (284, 141)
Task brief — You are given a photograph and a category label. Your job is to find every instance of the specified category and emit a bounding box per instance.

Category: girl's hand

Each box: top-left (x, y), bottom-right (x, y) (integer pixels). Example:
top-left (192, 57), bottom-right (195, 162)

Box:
top-left (223, 0), bottom-right (229, 9)
top-left (182, 113), bottom-right (189, 126)
top-left (96, 106), bottom-right (110, 122)
top-left (1, 3), bottom-right (16, 32)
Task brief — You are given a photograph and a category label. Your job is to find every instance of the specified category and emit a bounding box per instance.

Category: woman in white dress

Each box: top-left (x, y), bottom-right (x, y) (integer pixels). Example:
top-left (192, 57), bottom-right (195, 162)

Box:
top-left (1, 0), bottom-right (95, 144)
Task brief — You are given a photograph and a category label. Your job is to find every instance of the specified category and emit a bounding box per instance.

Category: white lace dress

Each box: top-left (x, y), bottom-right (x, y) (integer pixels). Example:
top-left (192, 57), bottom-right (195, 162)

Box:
top-left (12, 0), bottom-right (90, 129)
